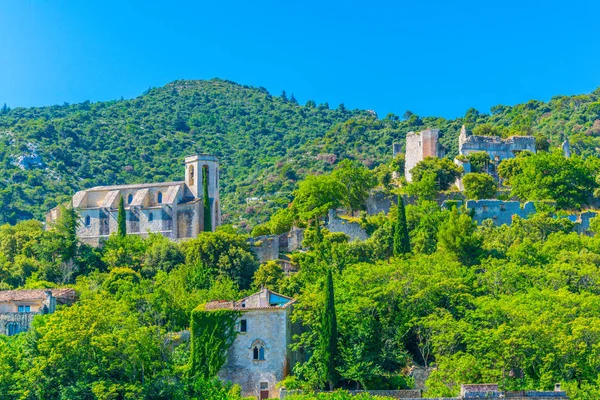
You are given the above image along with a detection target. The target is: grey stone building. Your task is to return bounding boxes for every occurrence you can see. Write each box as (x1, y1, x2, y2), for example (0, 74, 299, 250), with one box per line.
(458, 125, 536, 160)
(46, 154, 221, 246)
(0, 289, 77, 336)
(404, 129, 446, 182)
(205, 288, 296, 399)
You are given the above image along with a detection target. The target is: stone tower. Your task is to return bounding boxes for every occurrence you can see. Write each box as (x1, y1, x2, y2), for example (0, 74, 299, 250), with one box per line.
(404, 129, 445, 182)
(185, 154, 222, 231)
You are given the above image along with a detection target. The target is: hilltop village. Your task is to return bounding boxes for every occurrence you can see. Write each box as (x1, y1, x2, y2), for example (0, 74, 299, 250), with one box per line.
(4, 79, 600, 399)
(2, 114, 595, 400)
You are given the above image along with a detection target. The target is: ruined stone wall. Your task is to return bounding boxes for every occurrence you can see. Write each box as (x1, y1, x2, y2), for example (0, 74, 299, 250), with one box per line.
(287, 227, 305, 252)
(219, 308, 291, 398)
(458, 126, 536, 160)
(366, 191, 396, 215)
(443, 200, 536, 226)
(0, 312, 35, 336)
(326, 210, 369, 241)
(404, 129, 444, 182)
(249, 235, 280, 264)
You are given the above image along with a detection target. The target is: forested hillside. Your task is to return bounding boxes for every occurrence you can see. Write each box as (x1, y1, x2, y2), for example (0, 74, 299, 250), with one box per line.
(2, 79, 600, 227)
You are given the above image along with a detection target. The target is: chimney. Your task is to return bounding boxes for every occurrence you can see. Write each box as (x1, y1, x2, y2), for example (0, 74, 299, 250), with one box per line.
(554, 383, 561, 392)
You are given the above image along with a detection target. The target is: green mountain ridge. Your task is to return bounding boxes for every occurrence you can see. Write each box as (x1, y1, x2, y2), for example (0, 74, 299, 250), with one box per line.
(1, 78, 600, 227)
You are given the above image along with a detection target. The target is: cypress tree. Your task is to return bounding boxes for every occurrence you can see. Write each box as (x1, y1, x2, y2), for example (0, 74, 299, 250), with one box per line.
(117, 196, 126, 237)
(203, 167, 212, 232)
(393, 196, 410, 255)
(321, 268, 338, 390)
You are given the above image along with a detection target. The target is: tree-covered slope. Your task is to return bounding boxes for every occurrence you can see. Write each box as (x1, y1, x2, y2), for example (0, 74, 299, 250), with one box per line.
(2, 79, 600, 227)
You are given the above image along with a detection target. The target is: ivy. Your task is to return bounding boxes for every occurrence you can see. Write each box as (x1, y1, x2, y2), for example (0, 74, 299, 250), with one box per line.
(189, 304, 240, 379)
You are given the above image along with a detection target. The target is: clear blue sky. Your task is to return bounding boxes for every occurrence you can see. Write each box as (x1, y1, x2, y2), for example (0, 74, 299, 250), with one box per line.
(1, 0, 599, 118)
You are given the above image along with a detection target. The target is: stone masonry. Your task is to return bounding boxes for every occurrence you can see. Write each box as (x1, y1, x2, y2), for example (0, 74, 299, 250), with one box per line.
(206, 289, 297, 399)
(405, 129, 446, 182)
(458, 125, 536, 161)
(46, 154, 222, 246)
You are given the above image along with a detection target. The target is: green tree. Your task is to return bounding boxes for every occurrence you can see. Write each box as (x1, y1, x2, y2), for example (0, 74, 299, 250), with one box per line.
(462, 173, 498, 199)
(332, 160, 376, 213)
(203, 167, 212, 232)
(437, 207, 482, 266)
(410, 157, 463, 191)
(510, 150, 596, 209)
(292, 174, 346, 221)
(117, 196, 126, 237)
(466, 151, 490, 173)
(252, 261, 284, 291)
(321, 268, 338, 390)
(393, 198, 410, 256)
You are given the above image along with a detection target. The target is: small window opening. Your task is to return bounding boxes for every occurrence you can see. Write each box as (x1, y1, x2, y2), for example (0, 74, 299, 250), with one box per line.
(127, 194, 133, 204)
(84, 215, 91, 226)
(240, 319, 247, 332)
(148, 212, 154, 222)
(253, 345, 265, 360)
(18, 305, 30, 313)
(157, 192, 163, 204)
(241, 301, 246, 308)
(189, 165, 195, 186)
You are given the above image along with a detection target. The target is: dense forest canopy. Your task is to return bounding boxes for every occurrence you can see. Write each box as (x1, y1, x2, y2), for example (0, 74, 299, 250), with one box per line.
(2, 79, 600, 228)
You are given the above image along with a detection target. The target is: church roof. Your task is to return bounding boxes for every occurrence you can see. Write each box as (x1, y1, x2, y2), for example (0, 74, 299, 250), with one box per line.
(86, 181, 185, 192)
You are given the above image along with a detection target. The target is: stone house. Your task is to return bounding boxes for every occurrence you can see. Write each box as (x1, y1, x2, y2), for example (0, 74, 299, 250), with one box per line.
(46, 154, 221, 246)
(0, 288, 77, 336)
(205, 288, 297, 399)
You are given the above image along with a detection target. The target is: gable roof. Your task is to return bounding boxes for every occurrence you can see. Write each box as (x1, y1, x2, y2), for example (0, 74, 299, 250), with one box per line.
(0, 288, 76, 304)
(205, 288, 295, 311)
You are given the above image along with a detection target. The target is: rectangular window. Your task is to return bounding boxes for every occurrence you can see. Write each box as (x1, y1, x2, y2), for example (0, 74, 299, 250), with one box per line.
(260, 382, 268, 390)
(18, 305, 30, 313)
(240, 319, 247, 332)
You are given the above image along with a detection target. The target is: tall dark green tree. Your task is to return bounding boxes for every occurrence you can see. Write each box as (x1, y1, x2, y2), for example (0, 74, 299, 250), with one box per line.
(203, 167, 212, 232)
(393, 197, 410, 255)
(117, 196, 126, 237)
(321, 268, 338, 390)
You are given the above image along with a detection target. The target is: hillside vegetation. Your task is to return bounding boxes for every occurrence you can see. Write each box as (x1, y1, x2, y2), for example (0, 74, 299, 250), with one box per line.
(2, 79, 600, 227)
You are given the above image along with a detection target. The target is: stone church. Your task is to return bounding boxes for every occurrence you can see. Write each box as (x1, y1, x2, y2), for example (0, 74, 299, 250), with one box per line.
(47, 154, 221, 246)
(205, 288, 298, 399)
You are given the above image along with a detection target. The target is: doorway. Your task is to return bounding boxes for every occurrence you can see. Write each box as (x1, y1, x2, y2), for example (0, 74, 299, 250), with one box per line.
(259, 382, 269, 399)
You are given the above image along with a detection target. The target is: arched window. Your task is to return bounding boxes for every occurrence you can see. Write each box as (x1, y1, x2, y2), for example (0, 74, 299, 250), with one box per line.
(189, 165, 195, 186)
(148, 212, 154, 222)
(127, 194, 133, 204)
(84, 215, 91, 226)
(251, 339, 266, 360)
(157, 192, 163, 204)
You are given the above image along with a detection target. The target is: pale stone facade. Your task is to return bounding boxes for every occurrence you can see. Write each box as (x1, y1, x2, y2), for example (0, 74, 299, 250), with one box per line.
(0, 289, 76, 336)
(46, 154, 221, 246)
(404, 129, 446, 182)
(206, 289, 296, 399)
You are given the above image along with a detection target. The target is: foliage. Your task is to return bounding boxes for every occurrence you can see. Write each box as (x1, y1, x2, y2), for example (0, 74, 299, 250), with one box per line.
(189, 305, 240, 379)
(203, 167, 212, 232)
(292, 175, 346, 221)
(393, 198, 410, 256)
(506, 150, 597, 209)
(253, 260, 285, 291)
(466, 151, 490, 173)
(117, 196, 126, 237)
(321, 269, 339, 390)
(332, 160, 377, 212)
(410, 157, 463, 191)
(462, 173, 498, 200)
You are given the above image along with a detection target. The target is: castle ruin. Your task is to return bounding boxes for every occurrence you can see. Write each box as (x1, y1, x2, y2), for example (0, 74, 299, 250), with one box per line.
(404, 129, 446, 182)
(458, 125, 536, 160)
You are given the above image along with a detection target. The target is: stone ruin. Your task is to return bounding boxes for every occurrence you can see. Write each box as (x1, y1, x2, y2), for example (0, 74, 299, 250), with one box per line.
(458, 125, 536, 161)
(404, 129, 446, 182)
